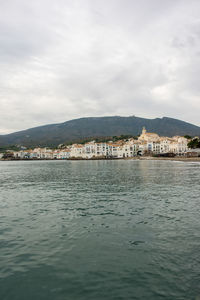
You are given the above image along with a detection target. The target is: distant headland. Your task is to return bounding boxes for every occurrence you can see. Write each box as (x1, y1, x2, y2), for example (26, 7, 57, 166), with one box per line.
(0, 116, 200, 148)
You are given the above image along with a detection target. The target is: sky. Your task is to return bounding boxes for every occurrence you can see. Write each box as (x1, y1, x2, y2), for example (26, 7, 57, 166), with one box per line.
(0, 0, 200, 134)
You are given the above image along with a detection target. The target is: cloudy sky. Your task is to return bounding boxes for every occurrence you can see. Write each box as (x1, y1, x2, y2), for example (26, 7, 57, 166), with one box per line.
(0, 0, 200, 134)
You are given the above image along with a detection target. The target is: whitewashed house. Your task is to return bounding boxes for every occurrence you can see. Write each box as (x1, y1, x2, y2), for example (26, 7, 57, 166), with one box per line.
(95, 143, 107, 157)
(159, 138, 171, 154)
(70, 144, 84, 158)
(84, 142, 96, 159)
(57, 149, 70, 159)
(147, 142, 161, 154)
(169, 137, 188, 155)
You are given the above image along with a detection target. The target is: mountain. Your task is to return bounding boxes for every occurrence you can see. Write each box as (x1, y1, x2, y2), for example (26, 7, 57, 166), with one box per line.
(0, 116, 200, 147)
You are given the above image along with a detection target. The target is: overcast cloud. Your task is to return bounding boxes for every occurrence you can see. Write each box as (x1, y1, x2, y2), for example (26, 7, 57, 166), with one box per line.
(0, 0, 200, 134)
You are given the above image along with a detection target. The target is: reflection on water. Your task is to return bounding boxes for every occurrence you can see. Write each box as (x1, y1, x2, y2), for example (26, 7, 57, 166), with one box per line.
(0, 160, 200, 300)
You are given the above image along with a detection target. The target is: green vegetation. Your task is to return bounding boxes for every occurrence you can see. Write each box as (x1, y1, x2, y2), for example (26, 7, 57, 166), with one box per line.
(0, 116, 200, 148)
(112, 135, 138, 142)
(0, 145, 20, 153)
(184, 135, 192, 139)
(188, 138, 200, 149)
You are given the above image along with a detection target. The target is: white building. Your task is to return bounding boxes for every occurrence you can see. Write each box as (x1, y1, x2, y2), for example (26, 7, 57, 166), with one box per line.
(57, 149, 71, 159)
(169, 136, 188, 155)
(70, 144, 84, 158)
(95, 143, 110, 157)
(84, 142, 96, 159)
(159, 138, 171, 154)
(146, 142, 160, 154)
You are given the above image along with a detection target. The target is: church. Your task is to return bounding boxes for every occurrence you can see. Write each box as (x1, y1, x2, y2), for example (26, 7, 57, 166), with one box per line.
(138, 127, 160, 142)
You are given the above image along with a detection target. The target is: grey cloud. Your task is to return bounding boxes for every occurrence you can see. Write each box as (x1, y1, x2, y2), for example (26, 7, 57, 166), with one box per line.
(0, 0, 200, 134)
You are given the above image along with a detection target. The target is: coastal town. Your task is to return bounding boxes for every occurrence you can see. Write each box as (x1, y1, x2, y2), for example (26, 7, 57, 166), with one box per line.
(1, 127, 199, 160)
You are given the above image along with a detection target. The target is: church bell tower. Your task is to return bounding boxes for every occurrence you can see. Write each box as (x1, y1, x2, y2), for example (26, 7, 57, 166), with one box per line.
(142, 127, 146, 135)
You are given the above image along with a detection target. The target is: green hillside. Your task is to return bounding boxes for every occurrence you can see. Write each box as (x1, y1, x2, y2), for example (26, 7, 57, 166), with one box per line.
(0, 116, 200, 147)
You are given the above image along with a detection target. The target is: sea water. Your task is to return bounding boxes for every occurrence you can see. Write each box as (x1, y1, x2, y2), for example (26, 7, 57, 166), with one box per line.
(0, 160, 200, 300)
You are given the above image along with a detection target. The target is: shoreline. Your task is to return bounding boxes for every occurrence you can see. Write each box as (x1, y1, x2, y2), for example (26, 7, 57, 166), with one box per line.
(139, 157, 200, 162)
(1, 157, 200, 162)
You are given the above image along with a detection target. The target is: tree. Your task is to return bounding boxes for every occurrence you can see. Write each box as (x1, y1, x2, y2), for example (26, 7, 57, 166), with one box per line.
(188, 138, 200, 149)
(184, 135, 192, 140)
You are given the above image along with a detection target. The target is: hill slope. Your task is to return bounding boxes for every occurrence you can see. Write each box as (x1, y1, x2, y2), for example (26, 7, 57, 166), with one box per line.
(0, 116, 200, 147)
